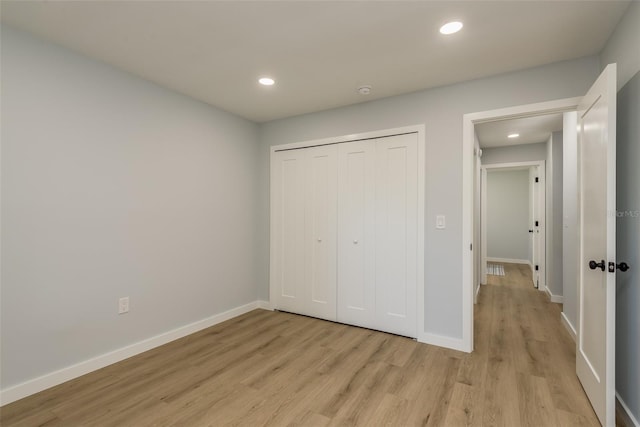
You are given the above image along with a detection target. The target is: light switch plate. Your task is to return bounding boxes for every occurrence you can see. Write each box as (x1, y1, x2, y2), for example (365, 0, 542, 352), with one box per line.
(119, 297, 130, 314)
(436, 215, 446, 229)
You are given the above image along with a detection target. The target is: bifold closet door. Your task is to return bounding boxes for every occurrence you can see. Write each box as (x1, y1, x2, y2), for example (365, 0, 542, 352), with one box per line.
(271, 149, 306, 315)
(374, 133, 418, 337)
(337, 140, 376, 328)
(273, 133, 418, 337)
(304, 145, 337, 320)
(271, 145, 337, 320)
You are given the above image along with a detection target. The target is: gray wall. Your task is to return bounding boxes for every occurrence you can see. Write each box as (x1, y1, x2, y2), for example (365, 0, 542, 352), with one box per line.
(615, 71, 640, 424)
(1, 27, 261, 388)
(549, 132, 564, 298)
(486, 170, 530, 261)
(545, 136, 554, 296)
(481, 142, 547, 165)
(599, 2, 640, 421)
(562, 112, 579, 331)
(259, 57, 601, 339)
(600, 0, 640, 91)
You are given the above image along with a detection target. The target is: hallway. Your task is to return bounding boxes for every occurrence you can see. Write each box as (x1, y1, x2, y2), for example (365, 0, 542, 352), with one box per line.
(473, 262, 601, 426)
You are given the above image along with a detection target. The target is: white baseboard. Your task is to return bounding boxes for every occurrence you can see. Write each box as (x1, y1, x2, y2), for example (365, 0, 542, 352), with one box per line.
(617, 392, 640, 427)
(419, 332, 470, 353)
(560, 312, 577, 342)
(257, 300, 273, 310)
(544, 286, 564, 303)
(486, 257, 531, 265)
(0, 300, 266, 406)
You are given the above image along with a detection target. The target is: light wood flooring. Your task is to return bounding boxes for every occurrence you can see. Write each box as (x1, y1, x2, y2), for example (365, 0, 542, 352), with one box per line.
(1, 263, 617, 426)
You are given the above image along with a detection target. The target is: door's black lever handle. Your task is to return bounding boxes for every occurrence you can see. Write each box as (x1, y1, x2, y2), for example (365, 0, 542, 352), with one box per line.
(589, 260, 606, 271)
(608, 261, 630, 272)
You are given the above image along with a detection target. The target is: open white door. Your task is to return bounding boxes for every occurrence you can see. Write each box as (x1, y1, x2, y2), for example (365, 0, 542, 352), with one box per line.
(577, 63, 616, 427)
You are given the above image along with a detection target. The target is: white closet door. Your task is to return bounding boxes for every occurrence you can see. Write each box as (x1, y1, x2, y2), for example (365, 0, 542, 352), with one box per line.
(375, 133, 418, 337)
(337, 141, 376, 327)
(304, 145, 338, 320)
(271, 150, 306, 314)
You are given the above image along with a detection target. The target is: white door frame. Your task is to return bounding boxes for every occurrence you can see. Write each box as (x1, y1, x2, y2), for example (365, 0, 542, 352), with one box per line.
(462, 97, 581, 352)
(480, 162, 546, 290)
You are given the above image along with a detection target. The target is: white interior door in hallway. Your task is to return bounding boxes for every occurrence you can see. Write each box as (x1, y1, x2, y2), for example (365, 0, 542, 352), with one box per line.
(576, 63, 617, 427)
(271, 131, 422, 338)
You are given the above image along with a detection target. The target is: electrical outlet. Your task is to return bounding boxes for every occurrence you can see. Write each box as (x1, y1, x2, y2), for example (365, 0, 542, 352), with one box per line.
(119, 297, 130, 314)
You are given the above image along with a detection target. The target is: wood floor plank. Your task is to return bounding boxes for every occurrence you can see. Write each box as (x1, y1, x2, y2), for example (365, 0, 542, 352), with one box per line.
(443, 382, 483, 427)
(557, 409, 602, 427)
(515, 372, 559, 427)
(288, 411, 331, 427)
(324, 361, 392, 426)
(358, 392, 409, 427)
(0, 373, 121, 426)
(2, 262, 614, 427)
(0, 409, 63, 427)
(315, 334, 390, 418)
(258, 369, 341, 426)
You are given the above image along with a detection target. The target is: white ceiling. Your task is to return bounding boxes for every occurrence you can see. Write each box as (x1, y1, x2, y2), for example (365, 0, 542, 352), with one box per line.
(0, 1, 630, 123)
(476, 113, 565, 148)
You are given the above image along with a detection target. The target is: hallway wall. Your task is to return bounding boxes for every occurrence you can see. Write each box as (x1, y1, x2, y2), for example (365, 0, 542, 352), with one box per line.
(486, 169, 530, 262)
(615, 70, 640, 426)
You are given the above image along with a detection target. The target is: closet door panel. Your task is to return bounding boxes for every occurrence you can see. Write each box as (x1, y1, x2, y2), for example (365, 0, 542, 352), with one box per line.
(272, 151, 306, 314)
(375, 134, 418, 337)
(304, 145, 337, 320)
(337, 141, 376, 327)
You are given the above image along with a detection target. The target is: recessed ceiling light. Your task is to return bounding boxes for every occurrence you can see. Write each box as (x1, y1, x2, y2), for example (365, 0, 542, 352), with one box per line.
(258, 77, 275, 86)
(439, 21, 463, 35)
(508, 133, 520, 138)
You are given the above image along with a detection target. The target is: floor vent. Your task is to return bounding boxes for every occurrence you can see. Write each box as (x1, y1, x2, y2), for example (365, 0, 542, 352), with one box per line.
(487, 264, 505, 276)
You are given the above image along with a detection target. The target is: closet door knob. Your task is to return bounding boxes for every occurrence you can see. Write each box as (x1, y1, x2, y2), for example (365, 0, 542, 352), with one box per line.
(353, 240, 359, 244)
(317, 238, 322, 242)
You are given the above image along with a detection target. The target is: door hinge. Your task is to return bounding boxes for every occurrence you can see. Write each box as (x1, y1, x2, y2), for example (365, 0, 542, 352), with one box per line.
(470, 243, 473, 251)
(535, 177, 539, 183)
(535, 220, 539, 227)
(535, 265, 539, 271)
